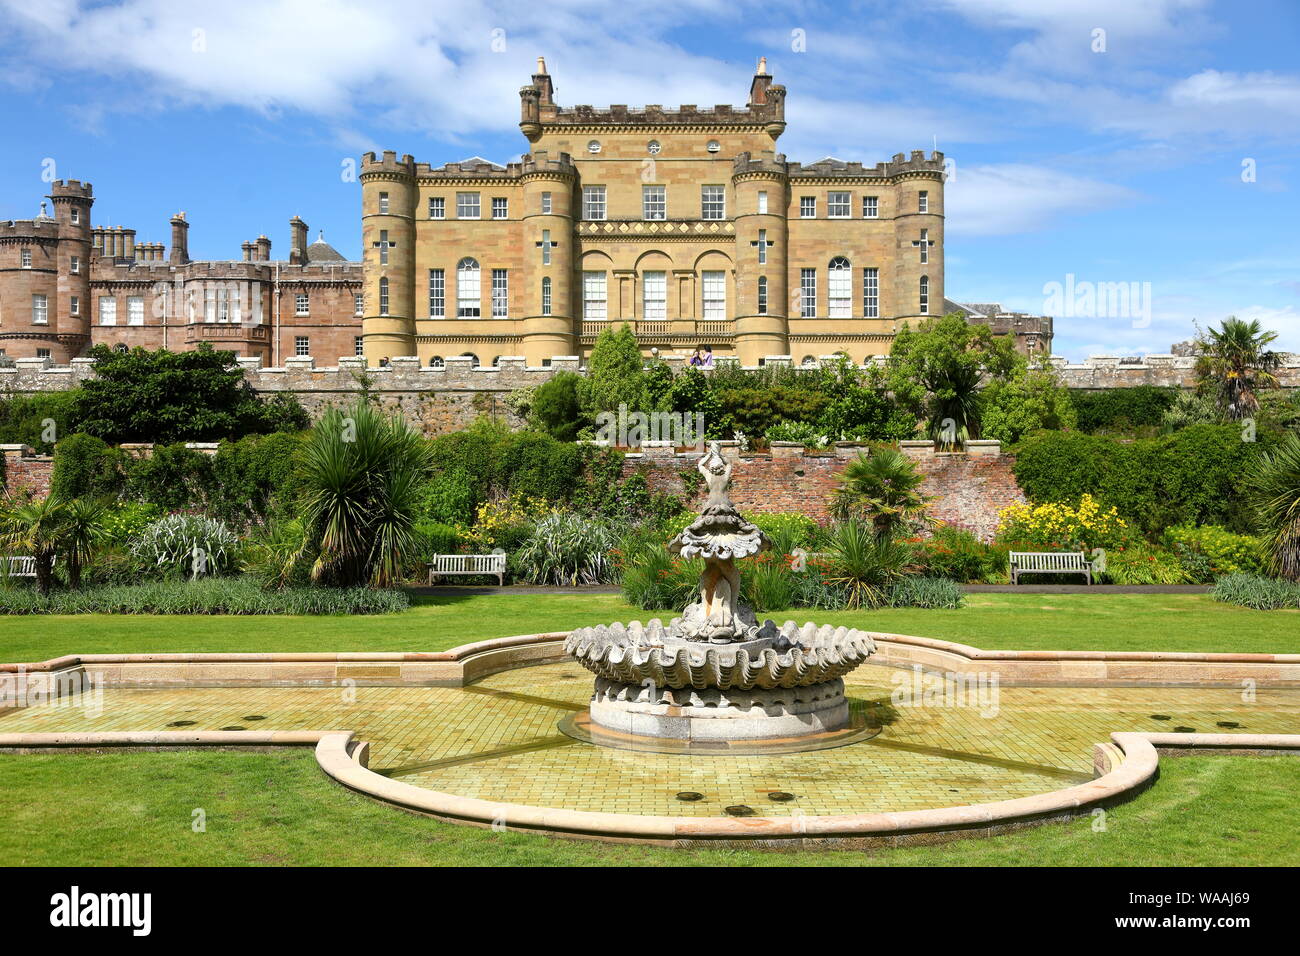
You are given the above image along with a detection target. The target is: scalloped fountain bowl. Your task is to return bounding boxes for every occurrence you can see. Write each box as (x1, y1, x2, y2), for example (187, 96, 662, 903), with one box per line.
(564, 619, 877, 744)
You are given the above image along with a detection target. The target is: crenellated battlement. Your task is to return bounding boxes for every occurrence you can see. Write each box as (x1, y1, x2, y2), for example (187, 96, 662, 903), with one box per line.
(48, 179, 94, 199)
(545, 101, 784, 128)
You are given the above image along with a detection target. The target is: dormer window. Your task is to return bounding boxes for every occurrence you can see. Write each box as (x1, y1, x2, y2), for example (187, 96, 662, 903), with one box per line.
(587, 140, 601, 153)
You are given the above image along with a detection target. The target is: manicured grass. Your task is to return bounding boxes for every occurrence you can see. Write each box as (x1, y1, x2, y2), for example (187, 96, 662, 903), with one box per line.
(0, 592, 1296, 661)
(0, 749, 1294, 866)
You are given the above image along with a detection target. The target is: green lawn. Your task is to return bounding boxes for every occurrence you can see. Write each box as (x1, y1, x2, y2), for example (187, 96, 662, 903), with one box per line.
(0, 592, 1296, 661)
(0, 749, 1294, 866)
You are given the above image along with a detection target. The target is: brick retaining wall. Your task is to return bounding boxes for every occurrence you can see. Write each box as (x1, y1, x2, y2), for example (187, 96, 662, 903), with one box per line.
(620, 439, 1025, 541)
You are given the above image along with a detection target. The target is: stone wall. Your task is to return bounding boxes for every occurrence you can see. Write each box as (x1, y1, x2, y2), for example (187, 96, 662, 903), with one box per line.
(619, 438, 1024, 541)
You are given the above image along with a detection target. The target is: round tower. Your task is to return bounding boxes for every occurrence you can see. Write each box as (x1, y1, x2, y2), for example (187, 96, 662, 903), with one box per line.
(48, 180, 94, 359)
(732, 154, 789, 365)
(890, 151, 945, 324)
(518, 152, 577, 364)
(359, 151, 418, 364)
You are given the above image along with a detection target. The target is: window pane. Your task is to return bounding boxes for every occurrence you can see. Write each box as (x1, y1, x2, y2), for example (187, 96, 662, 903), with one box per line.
(863, 268, 879, 318)
(828, 258, 851, 318)
(583, 186, 606, 220)
(800, 269, 816, 317)
(457, 192, 480, 218)
(828, 192, 850, 217)
(583, 272, 607, 320)
(457, 259, 480, 316)
(701, 185, 725, 219)
(643, 185, 666, 220)
(428, 269, 445, 317)
(702, 270, 726, 320)
(800, 196, 816, 218)
(642, 271, 666, 320)
(491, 268, 508, 317)
(863, 195, 878, 218)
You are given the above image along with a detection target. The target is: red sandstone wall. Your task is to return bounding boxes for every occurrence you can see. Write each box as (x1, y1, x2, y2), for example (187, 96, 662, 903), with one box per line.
(620, 441, 1025, 541)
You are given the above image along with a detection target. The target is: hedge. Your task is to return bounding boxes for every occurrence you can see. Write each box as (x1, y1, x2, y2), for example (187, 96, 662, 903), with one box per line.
(1070, 386, 1179, 434)
(1013, 424, 1265, 533)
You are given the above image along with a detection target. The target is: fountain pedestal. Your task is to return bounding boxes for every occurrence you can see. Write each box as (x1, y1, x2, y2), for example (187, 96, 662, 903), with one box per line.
(565, 443, 876, 748)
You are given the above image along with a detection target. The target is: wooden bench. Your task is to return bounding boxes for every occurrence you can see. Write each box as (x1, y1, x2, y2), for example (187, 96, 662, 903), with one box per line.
(427, 553, 506, 587)
(1009, 551, 1094, 585)
(0, 556, 38, 578)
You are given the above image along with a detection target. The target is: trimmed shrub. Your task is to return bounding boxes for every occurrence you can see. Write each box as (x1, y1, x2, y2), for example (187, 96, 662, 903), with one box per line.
(50, 433, 120, 500)
(0, 577, 408, 615)
(1071, 386, 1179, 434)
(1211, 573, 1300, 610)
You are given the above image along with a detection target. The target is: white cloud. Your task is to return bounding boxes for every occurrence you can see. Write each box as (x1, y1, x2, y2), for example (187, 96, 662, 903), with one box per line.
(945, 163, 1136, 235)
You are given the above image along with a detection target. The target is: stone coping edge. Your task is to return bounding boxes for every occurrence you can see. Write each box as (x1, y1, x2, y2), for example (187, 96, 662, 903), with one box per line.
(4, 629, 1297, 675)
(2, 728, 1295, 846)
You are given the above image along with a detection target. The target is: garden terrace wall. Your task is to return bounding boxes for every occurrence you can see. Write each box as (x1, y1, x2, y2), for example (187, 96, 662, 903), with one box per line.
(0, 445, 52, 497)
(619, 439, 1025, 540)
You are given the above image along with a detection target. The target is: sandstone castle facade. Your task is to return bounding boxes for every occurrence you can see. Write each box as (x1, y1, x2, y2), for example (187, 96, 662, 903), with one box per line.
(1, 60, 1050, 368)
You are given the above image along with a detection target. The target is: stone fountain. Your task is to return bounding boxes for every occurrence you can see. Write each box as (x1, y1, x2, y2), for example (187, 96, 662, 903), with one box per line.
(565, 442, 876, 746)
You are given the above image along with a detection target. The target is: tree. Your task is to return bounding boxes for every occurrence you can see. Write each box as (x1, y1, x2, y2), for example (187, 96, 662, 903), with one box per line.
(1194, 317, 1282, 420)
(980, 364, 1078, 445)
(829, 447, 933, 538)
(0, 495, 69, 595)
(529, 371, 585, 441)
(580, 323, 645, 416)
(1247, 433, 1300, 581)
(299, 401, 430, 587)
(59, 497, 106, 589)
(72, 344, 308, 443)
(887, 314, 1021, 447)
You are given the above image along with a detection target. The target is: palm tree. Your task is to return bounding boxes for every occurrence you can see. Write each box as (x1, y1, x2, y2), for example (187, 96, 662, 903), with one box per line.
(299, 401, 430, 587)
(60, 497, 106, 589)
(1194, 317, 1282, 420)
(0, 495, 68, 595)
(1247, 433, 1300, 581)
(830, 447, 933, 538)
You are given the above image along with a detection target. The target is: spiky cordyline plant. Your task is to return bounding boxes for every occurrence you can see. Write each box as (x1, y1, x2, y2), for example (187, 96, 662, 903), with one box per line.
(299, 401, 430, 588)
(1247, 433, 1300, 582)
(824, 518, 919, 609)
(0, 494, 68, 595)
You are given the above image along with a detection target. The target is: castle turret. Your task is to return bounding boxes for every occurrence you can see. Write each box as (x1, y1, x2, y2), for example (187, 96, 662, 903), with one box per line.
(890, 150, 945, 324)
(359, 151, 417, 364)
(48, 180, 95, 357)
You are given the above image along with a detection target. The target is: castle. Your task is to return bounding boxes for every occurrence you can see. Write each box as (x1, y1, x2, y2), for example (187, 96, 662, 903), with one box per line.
(0, 59, 1050, 368)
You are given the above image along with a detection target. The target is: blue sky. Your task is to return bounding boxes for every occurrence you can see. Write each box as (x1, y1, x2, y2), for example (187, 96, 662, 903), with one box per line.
(1, 0, 1297, 359)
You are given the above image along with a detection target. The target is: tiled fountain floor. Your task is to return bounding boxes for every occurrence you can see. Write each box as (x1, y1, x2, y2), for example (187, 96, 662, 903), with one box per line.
(3, 660, 1297, 816)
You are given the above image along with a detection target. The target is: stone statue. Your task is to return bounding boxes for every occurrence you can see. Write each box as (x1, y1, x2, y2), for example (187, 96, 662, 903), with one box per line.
(668, 442, 770, 643)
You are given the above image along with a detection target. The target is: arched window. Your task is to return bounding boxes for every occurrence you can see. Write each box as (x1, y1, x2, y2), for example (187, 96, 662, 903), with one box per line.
(461, 352, 480, 367)
(828, 257, 851, 318)
(491, 356, 501, 367)
(114, 343, 128, 354)
(457, 257, 480, 317)
(378, 277, 389, 316)
(428, 355, 444, 368)
(919, 275, 929, 315)
(541, 276, 552, 316)
(757, 275, 768, 315)
(801, 355, 817, 367)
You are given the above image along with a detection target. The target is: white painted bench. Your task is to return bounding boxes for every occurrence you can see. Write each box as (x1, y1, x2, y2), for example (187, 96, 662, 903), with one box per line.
(1009, 551, 1093, 585)
(427, 553, 506, 586)
(0, 556, 37, 578)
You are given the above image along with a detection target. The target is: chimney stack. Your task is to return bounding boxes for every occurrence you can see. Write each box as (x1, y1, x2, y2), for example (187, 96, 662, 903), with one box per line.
(289, 216, 308, 265)
(255, 234, 272, 262)
(241, 241, 254, 262)
(169, 212, 189, 264)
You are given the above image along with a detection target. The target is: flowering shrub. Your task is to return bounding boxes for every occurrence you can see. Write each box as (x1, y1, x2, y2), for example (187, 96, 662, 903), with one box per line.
(1162, 524, 1264, 581)
(1103, 543, 1188, 585)
(99, 502, 163, 545)
(459, 494, 549, 552)
(996, 494, 1130, 551)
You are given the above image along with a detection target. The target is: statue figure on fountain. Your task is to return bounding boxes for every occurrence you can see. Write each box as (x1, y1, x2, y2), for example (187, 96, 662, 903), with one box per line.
(668, 442, 770, 643)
